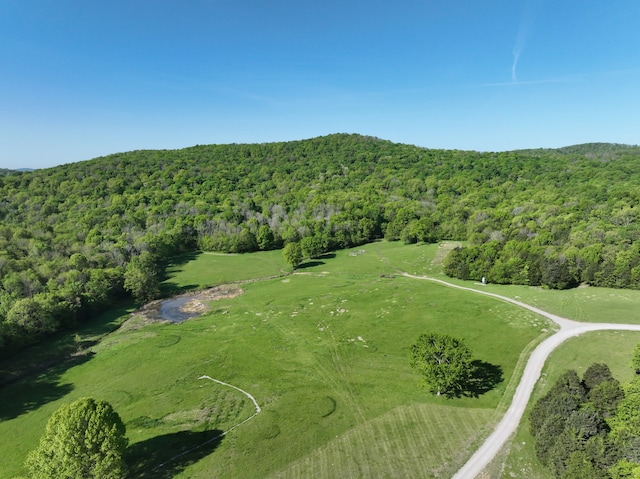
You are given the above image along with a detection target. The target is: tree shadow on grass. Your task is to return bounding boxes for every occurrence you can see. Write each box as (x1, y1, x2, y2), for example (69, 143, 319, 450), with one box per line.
(159, 282, 201, 297)
(296, 260, 325, 270)
(159, 251, 200, 296)
(0, 351, 94, 420)
(446, 360, 504, 399)
(126, 429, 224, 479)
(0, 301, 132, 387)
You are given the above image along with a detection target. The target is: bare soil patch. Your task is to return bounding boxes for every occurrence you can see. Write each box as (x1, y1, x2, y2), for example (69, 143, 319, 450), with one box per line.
(124, 285, 243, 329)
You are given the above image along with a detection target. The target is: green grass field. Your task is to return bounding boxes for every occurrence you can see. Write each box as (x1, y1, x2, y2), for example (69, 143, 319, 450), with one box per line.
(2, 241, 640, 478)
(444, 281, 640, 325)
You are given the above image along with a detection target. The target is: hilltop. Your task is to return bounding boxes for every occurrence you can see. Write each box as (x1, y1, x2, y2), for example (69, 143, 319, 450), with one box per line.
(1, 133, 640, 355)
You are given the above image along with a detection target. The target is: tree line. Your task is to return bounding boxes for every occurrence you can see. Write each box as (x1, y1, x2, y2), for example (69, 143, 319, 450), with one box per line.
(530, 349, 640, 478)
(1, 134, 640, 355)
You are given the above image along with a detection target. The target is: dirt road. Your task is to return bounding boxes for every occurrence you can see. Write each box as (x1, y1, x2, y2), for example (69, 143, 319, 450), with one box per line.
(401, 274, 640, 479)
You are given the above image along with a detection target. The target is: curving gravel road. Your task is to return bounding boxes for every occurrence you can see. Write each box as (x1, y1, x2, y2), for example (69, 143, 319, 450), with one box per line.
(401, 274, 640, 479)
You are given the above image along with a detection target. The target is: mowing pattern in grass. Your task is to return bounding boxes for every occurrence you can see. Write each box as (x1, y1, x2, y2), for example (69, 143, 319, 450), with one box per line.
(268, 404, 493, 479)
(7, 242, 632, 479)
(471, 283, 640, 325)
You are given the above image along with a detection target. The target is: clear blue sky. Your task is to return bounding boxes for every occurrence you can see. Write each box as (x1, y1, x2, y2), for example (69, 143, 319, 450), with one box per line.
(1, 1, 639, 169)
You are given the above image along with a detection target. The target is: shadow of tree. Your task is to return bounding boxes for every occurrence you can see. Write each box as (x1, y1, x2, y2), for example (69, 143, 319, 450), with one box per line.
(159, 251, 200, 296)
(126, 429, 224, 478)
(446, 359, 504, 399)
(0, 352, 94, 420)
(296, 260, 325, 270)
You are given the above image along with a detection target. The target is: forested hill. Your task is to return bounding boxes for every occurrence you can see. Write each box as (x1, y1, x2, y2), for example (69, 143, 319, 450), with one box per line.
(1, 133, 640, 355)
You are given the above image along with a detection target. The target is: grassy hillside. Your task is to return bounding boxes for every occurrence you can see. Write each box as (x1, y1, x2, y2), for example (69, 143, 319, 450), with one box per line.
(2, 134, 640, 356)
(0, 242, 548, 478)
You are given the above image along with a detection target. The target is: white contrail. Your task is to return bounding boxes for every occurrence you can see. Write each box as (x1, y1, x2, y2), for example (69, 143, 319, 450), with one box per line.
(511, 0, 536, 83)
(511, 49, 521, 83)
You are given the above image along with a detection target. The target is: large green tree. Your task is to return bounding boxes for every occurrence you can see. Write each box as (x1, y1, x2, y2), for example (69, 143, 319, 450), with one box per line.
(25, 397, 128, 479)
(282, 242, 303, 270)
(409, 333, 473, 396)
(123, 252, 160, 303)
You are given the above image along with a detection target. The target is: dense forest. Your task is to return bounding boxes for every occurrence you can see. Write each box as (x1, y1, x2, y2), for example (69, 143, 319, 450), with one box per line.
(530, 362, 640, 478)
(1, 134, 640, 356)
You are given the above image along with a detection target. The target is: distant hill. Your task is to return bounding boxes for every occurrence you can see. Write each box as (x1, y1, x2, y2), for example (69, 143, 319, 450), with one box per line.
(1, 133, 640, 355)
(0, 168, 34, 175)
(517, 142, 640, 161)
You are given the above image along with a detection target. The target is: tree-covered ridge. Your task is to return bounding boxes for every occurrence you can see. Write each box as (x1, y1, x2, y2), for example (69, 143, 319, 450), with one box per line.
(1, 133, 640, 355)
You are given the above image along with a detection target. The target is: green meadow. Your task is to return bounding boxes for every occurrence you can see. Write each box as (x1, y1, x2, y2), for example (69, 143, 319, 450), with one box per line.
(2, 241, 640, 478)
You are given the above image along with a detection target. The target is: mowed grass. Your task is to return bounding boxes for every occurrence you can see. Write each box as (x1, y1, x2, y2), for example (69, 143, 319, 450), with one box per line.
(2, 240, 634, 479)
(162, 249, 289, 293)
(266, 404, 494, 479)
(446, 282, 640, 324)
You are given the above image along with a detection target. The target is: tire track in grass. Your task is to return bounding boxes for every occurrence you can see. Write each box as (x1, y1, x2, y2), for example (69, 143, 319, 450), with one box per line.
(153, 375, 260, 471)
(269, 307, 365, 429)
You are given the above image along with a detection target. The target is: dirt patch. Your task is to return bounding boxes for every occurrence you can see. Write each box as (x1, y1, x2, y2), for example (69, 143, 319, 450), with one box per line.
(432, 241, 462, 266)
(195, 285, 243, 302)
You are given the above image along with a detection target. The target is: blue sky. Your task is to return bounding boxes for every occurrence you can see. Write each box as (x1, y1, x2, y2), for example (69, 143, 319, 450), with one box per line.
(1, 1, 639, 169)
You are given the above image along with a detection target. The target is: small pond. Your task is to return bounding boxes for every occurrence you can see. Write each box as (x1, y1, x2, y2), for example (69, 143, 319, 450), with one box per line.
(158, 297, 200, 323)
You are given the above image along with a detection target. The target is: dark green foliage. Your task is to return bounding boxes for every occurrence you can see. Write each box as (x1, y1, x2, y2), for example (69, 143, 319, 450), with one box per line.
(564, 408, 608, 440)
(300, 235, 328, 259)
(256, 225, 277, 250)
(2, 134, 640, 356)
(530, 363, 640, 477)
(25, 397, 127, 479)
(124, 252, 160, 303)
(535, 413, 570, 466)
(589, 380, 625, 419)
(583, 363, 616, 392)
(531, 369, 587, 439)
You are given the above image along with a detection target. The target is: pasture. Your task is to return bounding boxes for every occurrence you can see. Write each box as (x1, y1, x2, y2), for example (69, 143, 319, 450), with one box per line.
(447, 281, 640, 325)
(3, 241, 638, 478)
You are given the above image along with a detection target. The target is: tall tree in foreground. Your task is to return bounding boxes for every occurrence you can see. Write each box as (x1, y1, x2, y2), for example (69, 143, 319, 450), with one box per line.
(25, 397, 128, 479)
(410, 333, 473, 396)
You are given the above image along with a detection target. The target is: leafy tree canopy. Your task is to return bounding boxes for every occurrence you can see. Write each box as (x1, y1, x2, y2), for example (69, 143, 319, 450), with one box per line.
(2, 134, 640, 357)
(409, 333, 473, 397)
(529, 356, 640, 478)
(25, 397, 128, 479)
(282, 242, 303, 270)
